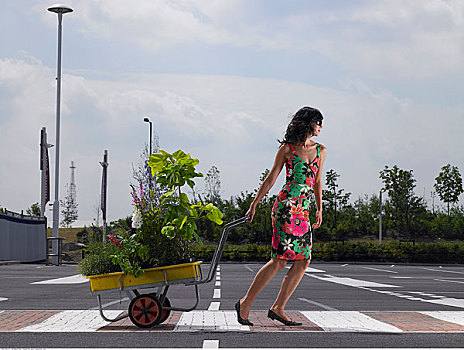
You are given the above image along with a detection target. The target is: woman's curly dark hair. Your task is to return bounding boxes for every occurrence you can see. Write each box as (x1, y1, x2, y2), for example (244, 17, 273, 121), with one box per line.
(277, 106, 323, 146)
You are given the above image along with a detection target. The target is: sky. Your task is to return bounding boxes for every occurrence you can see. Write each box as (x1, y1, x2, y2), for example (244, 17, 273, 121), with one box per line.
(1, 0, 463, 227)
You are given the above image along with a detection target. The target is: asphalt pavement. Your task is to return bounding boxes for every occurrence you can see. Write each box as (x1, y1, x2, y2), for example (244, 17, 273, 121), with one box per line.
(1, 261, 464, 348)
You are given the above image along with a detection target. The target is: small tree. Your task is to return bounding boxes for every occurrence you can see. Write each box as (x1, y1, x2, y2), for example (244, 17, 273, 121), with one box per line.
(322, 169, 351, 240)
(434, 164, 464, 216)
(204, 165, 222, 204)
(60, 184, 78, 228)
(380, 165, 425, 242)
(26, 202, 41, 216)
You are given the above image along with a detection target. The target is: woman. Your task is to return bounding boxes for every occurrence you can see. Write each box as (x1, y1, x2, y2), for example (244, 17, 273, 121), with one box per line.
(235, 106, 326, 326)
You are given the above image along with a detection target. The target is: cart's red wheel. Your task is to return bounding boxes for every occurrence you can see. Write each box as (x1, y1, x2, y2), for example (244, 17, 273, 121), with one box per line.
(128, 294, 162, 328)
(158, 296, 171, 324)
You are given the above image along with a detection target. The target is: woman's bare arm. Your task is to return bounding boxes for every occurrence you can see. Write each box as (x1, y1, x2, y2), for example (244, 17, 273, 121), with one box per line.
(312, 145, 326, 228)
(245, 145, 288, 221)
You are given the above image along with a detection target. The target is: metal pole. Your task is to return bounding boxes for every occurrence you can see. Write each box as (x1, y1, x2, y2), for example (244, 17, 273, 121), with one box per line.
(100, 150, 108, 242)
(40, 127, 52, 217)
(379, 190, 383, 245)
(149, 121, 152, 155)
(52, 13, 63, 265)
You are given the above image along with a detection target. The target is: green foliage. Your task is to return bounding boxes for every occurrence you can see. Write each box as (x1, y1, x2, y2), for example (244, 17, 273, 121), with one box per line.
(434, 164, 464, 216)
(109, 230, 149, 277)
(81, 148, 224, 277)
(148, 149, 223, 243)
(379, 165, 426, 242)
(26, 202, 41, 216)
(77, 233, 121, 276)
(322, 169, 351, 241)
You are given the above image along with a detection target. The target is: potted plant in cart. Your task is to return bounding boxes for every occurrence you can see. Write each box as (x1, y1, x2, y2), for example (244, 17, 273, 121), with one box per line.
(79, 149, 223, 280)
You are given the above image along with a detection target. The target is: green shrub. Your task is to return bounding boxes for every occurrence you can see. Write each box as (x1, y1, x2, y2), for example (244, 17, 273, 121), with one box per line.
(78, 239, 121, 276)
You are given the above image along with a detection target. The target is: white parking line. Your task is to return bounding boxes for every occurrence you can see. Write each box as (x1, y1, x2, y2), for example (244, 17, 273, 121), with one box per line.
(31, 274, 88, 284)
(203, 340, 219, 348)
(308, 274, 399, 288)
(244, 265, 254, 272)
(361, 267, 398, 274)
(434, 279, 464, 284)
(423, 268, 464, 275)
(89, 297, 130, 310)
(298, 298, 339, 311)
(208, 302, 220, 311)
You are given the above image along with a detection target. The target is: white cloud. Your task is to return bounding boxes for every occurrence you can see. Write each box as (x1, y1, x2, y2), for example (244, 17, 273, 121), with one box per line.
(1, 57, 463, 225)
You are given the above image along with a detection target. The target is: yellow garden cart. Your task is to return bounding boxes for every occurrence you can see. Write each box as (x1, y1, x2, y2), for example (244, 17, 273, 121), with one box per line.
(86, 216, 249, 328)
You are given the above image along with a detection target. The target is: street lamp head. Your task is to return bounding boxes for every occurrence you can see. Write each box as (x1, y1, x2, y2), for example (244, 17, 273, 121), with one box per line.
(144, 117, 150, 123)
(47, 4, 73, 14)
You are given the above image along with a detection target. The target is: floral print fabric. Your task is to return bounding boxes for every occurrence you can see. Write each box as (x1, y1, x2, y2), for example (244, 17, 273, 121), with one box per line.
(271, 143, 320, 261)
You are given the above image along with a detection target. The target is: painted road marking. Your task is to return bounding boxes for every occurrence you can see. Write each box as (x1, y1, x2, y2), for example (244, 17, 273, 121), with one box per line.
(215, 281, 221, 286)
(208, 302, 220, 311)
(300, 311, 403, 333)
(203, 340, 219, 348)
(244, 264, 254, 272)
(390, 276, 412, 279)
(31, 274, 88, 284)
(361, 267, 398, 274)
(285, 266, 326, 273)
(2, 310, 464, 332)
(308, 274, 399, 288)
(421, 311, 464, 326)
(213, 289, 221, 299)
(89, 297, 130, 310)
(358, 286, 464, 309)
(174, 311, 250, 332)
(18, 310, 122, 332)
(298, 298, 339, 311)
(0, 297, 8, 302)
(341, 264, 349, 267)
(434, 279, 464, 284)
(423, 268, 464, 275)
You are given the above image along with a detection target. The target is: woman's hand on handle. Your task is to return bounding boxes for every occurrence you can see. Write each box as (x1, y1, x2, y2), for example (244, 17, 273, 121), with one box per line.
(312, 210, 322, 229)
(245, 205, 256, 222)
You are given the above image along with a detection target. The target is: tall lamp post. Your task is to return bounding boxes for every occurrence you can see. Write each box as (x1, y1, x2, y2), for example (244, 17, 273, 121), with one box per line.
(48, 4, 73, 265)
(143, 117, 153, 155)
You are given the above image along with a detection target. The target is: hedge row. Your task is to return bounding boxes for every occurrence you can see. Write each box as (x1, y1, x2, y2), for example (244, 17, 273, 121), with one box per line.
(191, 241, 464, 264)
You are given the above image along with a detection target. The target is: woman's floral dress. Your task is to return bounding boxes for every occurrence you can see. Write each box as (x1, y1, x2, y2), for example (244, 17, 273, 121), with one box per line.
(271, 143, 321, 261)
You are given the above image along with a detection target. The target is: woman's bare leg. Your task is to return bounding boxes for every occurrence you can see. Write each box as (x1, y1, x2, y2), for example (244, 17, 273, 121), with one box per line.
(239, 258, 287, 319)
(269, 259, 310, 321)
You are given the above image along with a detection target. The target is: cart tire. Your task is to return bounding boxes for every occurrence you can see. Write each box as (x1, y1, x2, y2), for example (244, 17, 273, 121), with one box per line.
(128, 294, 162, 328)
(158, 296, 171, 324)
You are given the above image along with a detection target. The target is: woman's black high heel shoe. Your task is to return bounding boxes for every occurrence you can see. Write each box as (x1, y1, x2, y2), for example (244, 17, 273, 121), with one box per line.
(268, 309, 302, 326)
(235, 300, 254, 326)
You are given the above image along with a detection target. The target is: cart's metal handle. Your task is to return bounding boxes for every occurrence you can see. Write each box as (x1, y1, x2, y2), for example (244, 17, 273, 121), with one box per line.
(200, 216, 250, 284)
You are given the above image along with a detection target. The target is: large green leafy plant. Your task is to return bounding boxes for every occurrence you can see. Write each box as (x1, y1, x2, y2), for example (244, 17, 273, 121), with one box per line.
(148, 149, 223, 242)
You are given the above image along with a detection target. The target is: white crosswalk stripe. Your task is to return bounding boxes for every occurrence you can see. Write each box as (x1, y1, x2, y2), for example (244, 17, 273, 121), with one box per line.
(174, 311, 250, 332)
(300, 311, 403, 333)
(18, 310, 122, 332)
(421, 311, 464, 326)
